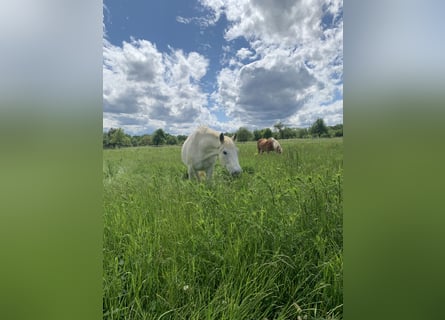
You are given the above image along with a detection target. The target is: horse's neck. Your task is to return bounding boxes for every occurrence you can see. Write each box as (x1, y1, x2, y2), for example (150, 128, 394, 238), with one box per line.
(199, 132, 220, 151)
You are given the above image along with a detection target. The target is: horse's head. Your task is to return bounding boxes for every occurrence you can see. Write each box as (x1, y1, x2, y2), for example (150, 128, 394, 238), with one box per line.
(219, 133, 242, 176)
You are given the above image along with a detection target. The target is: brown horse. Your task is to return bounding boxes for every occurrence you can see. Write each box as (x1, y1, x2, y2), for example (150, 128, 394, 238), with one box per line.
(257, 137, 283, 154)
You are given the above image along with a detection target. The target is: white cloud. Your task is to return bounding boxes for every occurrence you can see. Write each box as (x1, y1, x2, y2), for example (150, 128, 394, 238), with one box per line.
(215, 52, 320, 128)
(236, 47, 254, 60)
(176, 16, 191, 24)
(103, 38, 213, 135)
(103, 1, 343, 135)
(291, 99, 343, 128)
(203, 0, 343, 128)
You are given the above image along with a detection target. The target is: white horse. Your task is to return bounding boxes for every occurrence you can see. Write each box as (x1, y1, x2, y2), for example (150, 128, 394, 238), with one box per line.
(181, 127, 242, 181)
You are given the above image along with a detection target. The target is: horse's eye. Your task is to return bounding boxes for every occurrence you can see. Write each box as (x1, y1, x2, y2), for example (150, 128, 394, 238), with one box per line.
(223, 151, 227, 155)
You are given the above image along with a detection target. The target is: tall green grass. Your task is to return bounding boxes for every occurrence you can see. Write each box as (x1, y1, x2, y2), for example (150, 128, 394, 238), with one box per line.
(103, 138, 343, 319)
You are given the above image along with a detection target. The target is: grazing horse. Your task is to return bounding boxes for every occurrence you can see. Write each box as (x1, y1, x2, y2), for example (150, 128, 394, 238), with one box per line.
(257, 137, 283, 154)
(181, 127, 242, 181)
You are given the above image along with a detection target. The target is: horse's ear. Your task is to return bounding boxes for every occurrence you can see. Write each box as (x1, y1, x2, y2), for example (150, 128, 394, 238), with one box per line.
(232, 134, 237, 142)
(219, 133, 224, 143)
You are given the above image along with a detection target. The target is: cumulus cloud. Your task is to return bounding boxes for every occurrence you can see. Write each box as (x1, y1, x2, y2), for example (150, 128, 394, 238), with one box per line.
(104, 0, 343, 134)
(215, 54, 319, 128)
(103, 38, 213, 135)
(203, 0, 343, 127)
(290, 99, 343, 128)
(236, 47, 254, 60)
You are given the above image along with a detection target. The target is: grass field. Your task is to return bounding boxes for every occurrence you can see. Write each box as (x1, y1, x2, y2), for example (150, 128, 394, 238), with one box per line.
(103, 138, 343, 319)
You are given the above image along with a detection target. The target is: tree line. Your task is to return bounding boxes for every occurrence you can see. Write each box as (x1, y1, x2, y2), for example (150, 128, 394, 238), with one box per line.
(103, 118, 342, 149)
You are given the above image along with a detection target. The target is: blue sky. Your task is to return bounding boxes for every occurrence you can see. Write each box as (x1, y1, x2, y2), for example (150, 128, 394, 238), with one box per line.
(103, 0, 343, 135)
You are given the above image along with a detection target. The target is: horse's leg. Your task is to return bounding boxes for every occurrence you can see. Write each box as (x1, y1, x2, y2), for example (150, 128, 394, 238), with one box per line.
(188, 166, 199, 181)
(205, 165, 214, 181)
(206, 170, 213, 181)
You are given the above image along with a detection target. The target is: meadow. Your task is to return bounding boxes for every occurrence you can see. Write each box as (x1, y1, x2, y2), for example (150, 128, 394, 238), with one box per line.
(103, 138, 343, 319)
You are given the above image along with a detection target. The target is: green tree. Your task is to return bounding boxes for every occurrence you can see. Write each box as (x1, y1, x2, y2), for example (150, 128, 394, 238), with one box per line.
(152, 128, 166, 146)
(253, 129, 262, 141)
(296, 128, 309, 138)
(263, 128, 273, 139)
(273, 121, 285, 139)
(334, 129, 343, 137)
(176, 135, 188, 144)
(140, 135, 151, 146)
(103, 132, 110, 148)
(309, 118, 328, 137)
(236, 127, 253, 142)
(104, 128, 117, 148)
(329, 124, 343, 137)
(108, 128, 131, 148)
(131, 135, 141, 146)
(281, 127, 297, 139)
(166, 135, 178, 145)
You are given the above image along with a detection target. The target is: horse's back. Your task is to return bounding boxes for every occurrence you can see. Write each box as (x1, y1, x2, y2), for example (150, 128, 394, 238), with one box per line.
(257, 138, 267, 149)
(181, 127, 219, 167)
